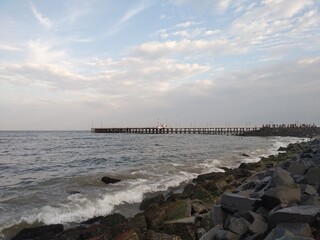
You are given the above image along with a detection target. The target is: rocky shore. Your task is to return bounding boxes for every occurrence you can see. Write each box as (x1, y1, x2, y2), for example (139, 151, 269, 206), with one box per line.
(11, 138, 320, 240)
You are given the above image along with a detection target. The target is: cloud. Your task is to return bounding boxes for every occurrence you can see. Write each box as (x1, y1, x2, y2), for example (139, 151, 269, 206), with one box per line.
(30, 2, 53, 29)
(0, 44, 21, 52)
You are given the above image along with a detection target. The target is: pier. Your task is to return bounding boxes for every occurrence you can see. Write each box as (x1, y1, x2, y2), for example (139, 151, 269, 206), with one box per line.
(91, 127, 260, 135)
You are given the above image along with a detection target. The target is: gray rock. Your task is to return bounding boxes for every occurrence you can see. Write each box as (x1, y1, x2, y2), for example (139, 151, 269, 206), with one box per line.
(301, 195, 320, 206)
(140, 194, 165, 210)
(261, 185, 301, 209)
(197, 228, 206, 239)
(276, 222, 312, 237)
(211, 205, 224, 226)
(305, 166, 320, 185)
(301, 184, 318, 196)
(221, 193, 257, 213)
(199, 225, 222, 240)
(287, 159, 308, 175)
(214, 230, 239, 240)
(264, 227, 314, 240)
(268, 205, 320, 226)
(294, 175, 308, 184)
(228, 217, 250, 236)
(248, 211, 268, 234)
(270, 167, 294, 187)
(163, 217, 197, 240)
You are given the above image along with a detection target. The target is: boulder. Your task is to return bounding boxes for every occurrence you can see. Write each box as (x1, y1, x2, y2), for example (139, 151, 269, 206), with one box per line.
(11, 224, 64, 240)
(264, 227, 314, 240)
(301, 184, 318, 196)
(276, 222, 313, 238)
(228, 217, 250, 236)
(101, 176, 121, 184)
(221, 193, 258, 213)
(301, 195, 320, 206)
(278, 147, 287, 151)
(268, 205, 320, 226)
(145, 230, 181, 240)
(247, 211, 268, 234)
(191, 202, 208, 214)
(199, 225, 222, 240)
(114, 228, 140, 240)
(140, 194, 165, 210)
(305, 166, 320, 185)
(165, 199, 192, 221)
(198, 213, 214, 231)
(128, 212, 147, 232)
(145, 205, 167, 230)
(196, 228, 206, 239)
(183, 184, 213, 203)
(163, 217, 197, 240)
(214, 229, 239, 240)
(261, 185, 301, 209)
(242, 153, 250, 157)
(193, 172, 225, 183)
(211, 205, 225, 226)
(287, 159, 308, 175)
(270, 167, 294, 187)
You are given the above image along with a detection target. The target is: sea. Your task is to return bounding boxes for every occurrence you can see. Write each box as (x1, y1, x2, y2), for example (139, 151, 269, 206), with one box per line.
(0, 131, 307, 239)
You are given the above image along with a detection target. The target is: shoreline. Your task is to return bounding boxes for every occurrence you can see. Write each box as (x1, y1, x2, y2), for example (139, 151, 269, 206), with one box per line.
(10, 137, 320, 240)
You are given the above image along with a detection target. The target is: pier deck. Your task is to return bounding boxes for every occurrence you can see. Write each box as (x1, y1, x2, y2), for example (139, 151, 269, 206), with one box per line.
(91, 127, 259, 135)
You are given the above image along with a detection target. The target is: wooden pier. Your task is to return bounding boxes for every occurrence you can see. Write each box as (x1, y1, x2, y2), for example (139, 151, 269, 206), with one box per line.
(91, 127, 260, 135)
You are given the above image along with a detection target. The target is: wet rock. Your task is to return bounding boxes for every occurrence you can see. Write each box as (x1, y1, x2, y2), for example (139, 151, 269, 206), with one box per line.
(145, 205, 167, 230)
(165, 199, 192, 221)
(101, 176, 121, 184)
(270, 167, 294, 187)
(301, 195, 320, 206)
(228, 217, 250, 236)
(261, 185, 301, 209)
(197, 228, 206, 239)
(81, 213, 127, 226)
(128, 212, 147, 232)
(268, 205, 320, 226)
(12, 224, 64, 240)
(264, 227, 314, 240)
(145, 230, 181, 240)
(182, 184, 213, 203)
(276, 222, 313, 238)
(305, 166, 320, 185)
(242, 153, 250, 157)
(163, 217, 197, 240)
(199, 225, 222, 240)
(140, 194, 165, 210)
(193, 172, 225, 183)
(221, 193, 258, 213)
(278, 147, 287, 151)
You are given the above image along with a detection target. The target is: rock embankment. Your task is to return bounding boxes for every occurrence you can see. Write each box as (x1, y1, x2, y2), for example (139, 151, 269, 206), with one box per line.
(11, 139, 320, 240)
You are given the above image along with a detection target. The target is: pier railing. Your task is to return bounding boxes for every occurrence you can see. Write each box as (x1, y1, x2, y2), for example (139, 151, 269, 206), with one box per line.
(91, 127, 260, 135)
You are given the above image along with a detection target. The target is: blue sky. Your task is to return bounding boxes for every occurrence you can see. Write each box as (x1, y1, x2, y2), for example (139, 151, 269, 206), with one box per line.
(0, 0, 320, 130)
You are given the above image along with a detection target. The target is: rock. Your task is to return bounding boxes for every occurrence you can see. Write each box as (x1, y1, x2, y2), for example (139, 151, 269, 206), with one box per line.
(261, 185, 301, 209)
(165, 199, 192, 221)
(264, 227, 314, 240)
(192, 202, 208, 214)
(140, 194, 165, 210)
(145, 205, 167, 230)
(197, 228, 206, 239)
(305, 166, 320, 185)
(228, 217, 250, 236)
(214, 229, 239, 240)
(81, 213, 127, 226)
(11, 224, 64, 240)
(287, 159, 308, 175)
(301, 184, 318, 196)
(114, 228, 140, 240)
(128, 212, 147, 232)
(276, 222, 313, 238)
(268, 205, 320, 226)
(270, 167, 294, 187)
(193, 172, 225, 183)
(242, 153, 250, 157)
(101, 176, 121, 184)
(145, 230, 181, 240)
(163, 217, 197, 240)
(301, 195, 320, 206)
(183, 184, 213, 203)
(294, 175, 308, 184)
(199, 225, 222, 240)
(278, 147, 287, 151)
(221, 193, 258, 213)
(247, 211, 268, 234)
(211, 205, 225, 226)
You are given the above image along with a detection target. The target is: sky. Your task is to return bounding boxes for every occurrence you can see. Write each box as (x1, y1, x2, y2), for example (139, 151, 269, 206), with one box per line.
(0, 0, 319, 130)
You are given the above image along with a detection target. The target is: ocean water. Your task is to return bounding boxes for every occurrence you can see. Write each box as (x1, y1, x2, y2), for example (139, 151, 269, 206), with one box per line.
(0, 131, 305, 239)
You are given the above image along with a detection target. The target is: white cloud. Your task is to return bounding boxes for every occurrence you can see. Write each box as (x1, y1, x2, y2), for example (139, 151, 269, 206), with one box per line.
(30, 2, 53, 29)
(0, 43, 21, 52)
(117, 0, 153, 26)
